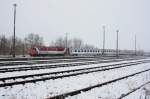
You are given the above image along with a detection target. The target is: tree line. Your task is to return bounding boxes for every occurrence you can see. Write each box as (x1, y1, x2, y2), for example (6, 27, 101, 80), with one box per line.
(0, 33, 95, 55)
(50, 37, 95, 49)
(0, 33, 43, 55)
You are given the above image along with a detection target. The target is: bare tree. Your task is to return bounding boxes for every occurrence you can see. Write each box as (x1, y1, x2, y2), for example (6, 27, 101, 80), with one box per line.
(0, 35, 13, 55)
(7, 36, 25, 55)
(15, 37, 24, 55)
(83, 44, 95, 49)
(72, 38, 83, 48)
(51, 37, 85, 48)
(49, 40, 55, 47)
(51, 36, 72, 48)
(24, 33, 43, 48)
(0, 35, 7, 55)
(23, 33, 44, 55)
(55, 37, 65, 47)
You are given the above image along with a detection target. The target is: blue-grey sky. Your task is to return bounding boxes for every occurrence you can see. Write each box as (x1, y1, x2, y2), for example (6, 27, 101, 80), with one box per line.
(0, 0, 150, 51)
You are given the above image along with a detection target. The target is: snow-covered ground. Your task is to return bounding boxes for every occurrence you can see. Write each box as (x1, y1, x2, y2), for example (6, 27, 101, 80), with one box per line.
(0, 58, 86, 64)
(0, 58, 129, 68)
(0, 58, 150, 99)
(0, 59, 147, 78)
(66, 71, 150, 99)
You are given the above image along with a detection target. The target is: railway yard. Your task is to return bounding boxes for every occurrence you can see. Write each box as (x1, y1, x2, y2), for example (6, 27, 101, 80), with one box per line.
(1, 0, 150, 98)
(0, 56, 150, 99)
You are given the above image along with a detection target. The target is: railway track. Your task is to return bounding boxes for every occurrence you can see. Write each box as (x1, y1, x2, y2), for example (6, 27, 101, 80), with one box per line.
(0, 58, 100, 66)
(0, 57, 121, 67)
(0, 56, 118, 62)
(0, 59, 149, 88)
(118, 81, 150, 99)
(0, 60, 107, 73)
(0, 56, 146, 67)
(0, 56, 136, 61)
(0, 58, 147, 73)
(48, 67, 150, 99)
(0, 56, 95, 61)
(0, 58, 144, 73)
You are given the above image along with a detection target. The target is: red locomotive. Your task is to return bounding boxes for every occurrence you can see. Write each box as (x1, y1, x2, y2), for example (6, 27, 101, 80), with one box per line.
(29, 46, 67, 56)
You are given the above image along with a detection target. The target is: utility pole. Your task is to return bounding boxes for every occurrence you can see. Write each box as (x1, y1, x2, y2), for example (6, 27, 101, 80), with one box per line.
(135, 34, 136, 55)
(22, 42, 25, 57)
(102, 26, 105, 55)
(13, 4, 17, 58)
(65, 32, 68, 48)
(116, 30, 119, 57)
(65, 32, 68, 55)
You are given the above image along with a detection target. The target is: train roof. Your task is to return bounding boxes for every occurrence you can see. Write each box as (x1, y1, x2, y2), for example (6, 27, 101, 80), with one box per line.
(33, 46, 66, 51)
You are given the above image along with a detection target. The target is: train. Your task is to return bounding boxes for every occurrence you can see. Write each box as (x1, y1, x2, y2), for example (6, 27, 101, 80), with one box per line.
(29, 46, 144, 57)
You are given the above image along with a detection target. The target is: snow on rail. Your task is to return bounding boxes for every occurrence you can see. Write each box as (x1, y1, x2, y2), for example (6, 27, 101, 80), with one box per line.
(0, 60, 150, 99)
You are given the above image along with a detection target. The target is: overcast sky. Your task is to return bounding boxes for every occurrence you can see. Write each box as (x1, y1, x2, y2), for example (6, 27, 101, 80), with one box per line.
(0, 0, 150, 51)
